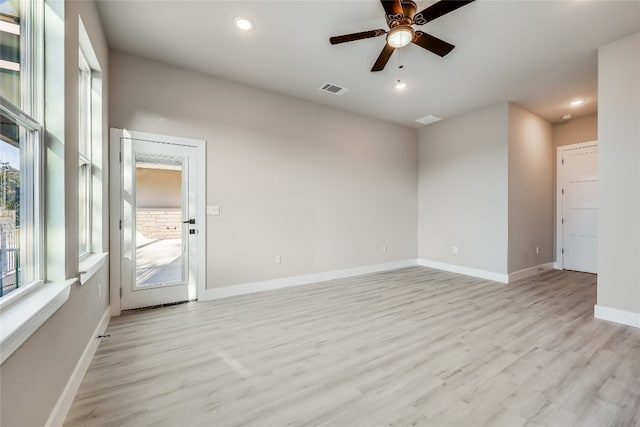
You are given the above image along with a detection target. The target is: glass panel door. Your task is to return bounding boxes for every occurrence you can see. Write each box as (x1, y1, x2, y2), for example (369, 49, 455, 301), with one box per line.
(120, 136, 197, 310)
(134, 155, 185, 288)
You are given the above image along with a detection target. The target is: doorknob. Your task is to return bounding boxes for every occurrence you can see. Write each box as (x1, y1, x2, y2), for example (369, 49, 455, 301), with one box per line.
(183, 219, 196, 224)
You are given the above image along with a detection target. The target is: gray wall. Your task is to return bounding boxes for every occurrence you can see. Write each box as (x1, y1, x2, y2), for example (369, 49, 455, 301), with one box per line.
(109, 51, 419, 289)
(508, 103, 554, 272)
(0, 270, 109, 427)
(553, 114, 598, 147)
(597, 32, 640, 314)
(0, 1, 110, 426)
(418, 103, 509, 274)
(418, 102, 555, 276)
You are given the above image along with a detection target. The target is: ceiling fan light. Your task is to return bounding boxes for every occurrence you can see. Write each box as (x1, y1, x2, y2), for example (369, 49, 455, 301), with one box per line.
(387, 26, 414, 48)
(394, 80, 407, 90)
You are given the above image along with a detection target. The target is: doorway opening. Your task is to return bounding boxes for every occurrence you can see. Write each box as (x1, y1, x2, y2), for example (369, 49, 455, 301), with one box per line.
(110, 129, 206, 314)
(556, 141, 598, 274)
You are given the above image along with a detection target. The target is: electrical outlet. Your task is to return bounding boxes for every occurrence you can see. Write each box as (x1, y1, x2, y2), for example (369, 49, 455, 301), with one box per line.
(453, 246, 458, 254)
(275, 255, 281, 264)
(536, 246, 539, 255)
(382, 244, 387, 253)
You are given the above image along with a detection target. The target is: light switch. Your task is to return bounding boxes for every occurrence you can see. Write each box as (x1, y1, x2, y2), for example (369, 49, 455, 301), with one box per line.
(207, 205, 220, 216)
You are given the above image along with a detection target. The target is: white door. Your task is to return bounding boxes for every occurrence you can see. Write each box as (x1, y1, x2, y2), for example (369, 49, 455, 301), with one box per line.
(561, 144, 598, 274)
(120, 137, 199, 310)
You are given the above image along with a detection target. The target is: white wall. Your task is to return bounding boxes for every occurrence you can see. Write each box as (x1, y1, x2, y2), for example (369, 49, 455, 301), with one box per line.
(508, 103, 554, 273)
(418, 103, 509, 275)
(109, 51, 419, 289)
(597, 32, 640, 316)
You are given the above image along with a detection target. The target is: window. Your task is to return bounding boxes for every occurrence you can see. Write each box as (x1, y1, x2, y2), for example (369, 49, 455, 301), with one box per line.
(0, 0, 21, 106)
(76, 18, 105, 283)
(78, 50, 91, 257)
(0, 0, 43, 299)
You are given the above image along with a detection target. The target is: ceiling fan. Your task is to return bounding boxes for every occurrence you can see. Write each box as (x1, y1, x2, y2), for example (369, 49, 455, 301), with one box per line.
(329, 0, 475, 72)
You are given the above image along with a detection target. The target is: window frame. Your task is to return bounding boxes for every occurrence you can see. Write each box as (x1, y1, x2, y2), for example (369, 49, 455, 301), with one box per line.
(0, 0, 44, 304)
(0, 97, 44, 298)
(78, 49, 92, 259)
(20, 0, 44, 121)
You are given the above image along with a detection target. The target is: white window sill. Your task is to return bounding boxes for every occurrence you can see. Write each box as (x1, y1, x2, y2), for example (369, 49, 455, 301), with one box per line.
(79, 252, 108, 285)
(0, 279, 75, 364)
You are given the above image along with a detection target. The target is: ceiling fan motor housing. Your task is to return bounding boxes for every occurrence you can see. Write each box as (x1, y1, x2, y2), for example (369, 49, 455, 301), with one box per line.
(385, 0, 418, 27)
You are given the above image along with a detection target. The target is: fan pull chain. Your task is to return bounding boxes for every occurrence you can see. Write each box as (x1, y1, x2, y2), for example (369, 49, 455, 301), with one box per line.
(395, 50, 406, 90)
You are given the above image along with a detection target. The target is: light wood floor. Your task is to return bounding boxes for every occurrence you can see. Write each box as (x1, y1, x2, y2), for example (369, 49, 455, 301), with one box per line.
(64, 267, 640, 427)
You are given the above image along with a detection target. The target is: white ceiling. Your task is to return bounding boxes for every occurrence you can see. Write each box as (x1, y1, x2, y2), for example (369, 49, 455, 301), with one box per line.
(96, 0, 640, 128)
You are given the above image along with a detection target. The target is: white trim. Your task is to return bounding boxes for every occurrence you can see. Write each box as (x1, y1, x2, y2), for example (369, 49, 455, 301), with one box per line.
(0, 279, 75, 364)
(194, 136, 207, 303)
(78, 252, 108, 285)
(109, 128, 122, 316)
(201, 259, 418, 300)
(507, 262, 555, 283)
(0, 279, 43, 310)
(45, 307, 110, 427)
(201, 258, 553, 300)
(416, 259, 509, 283)
(0, 20, 20, 35)
(0, 59, 20, 71)
(594, 304, 640, 328)
(109, 128, 207, 315)
(556, 140, 598, 270)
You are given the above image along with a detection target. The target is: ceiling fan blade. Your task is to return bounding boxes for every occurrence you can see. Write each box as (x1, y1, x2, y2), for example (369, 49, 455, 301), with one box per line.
(330, 29, 386, 45)
(380, 0, 403, 18)
(413, 0, 475, 25)
(371, 44, 395, 72)
(412, 31, 455, 57)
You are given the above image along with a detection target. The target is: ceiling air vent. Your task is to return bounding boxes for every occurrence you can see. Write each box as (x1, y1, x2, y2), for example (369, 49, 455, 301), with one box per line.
(415, 115, 442, 126)
(319, 82, 348, 96)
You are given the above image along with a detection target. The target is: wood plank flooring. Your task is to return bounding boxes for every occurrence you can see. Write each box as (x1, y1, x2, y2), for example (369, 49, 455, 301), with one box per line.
(64, 267, 640, 427)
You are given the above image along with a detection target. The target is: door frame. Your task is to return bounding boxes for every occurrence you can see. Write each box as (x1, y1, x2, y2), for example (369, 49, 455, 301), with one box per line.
(555, 140, 597, 270)
(109, 128, 207, 316)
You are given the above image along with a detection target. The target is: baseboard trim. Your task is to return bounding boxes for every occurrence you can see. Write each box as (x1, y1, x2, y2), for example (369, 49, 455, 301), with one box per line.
(45, 307, 111, 427)
(201, 259, 418, 300)
(508, 262, 555, 283)
(416, 259, 508, 283)
(594, 304, 640, 328)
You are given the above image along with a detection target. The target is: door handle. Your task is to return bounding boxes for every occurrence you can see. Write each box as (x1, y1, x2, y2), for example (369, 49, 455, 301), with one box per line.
(183, 219, 196, 224)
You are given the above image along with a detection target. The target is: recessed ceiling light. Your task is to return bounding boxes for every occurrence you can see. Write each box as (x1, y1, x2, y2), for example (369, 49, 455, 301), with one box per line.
(415, 115, 442, 125)
(394, 80, 407, 90)
(570, 99, 585, 106)
(234, 17, 253, 31)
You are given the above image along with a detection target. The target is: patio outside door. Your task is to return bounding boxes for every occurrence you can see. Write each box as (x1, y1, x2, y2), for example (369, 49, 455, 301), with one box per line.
(120, 136, 199, 310)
